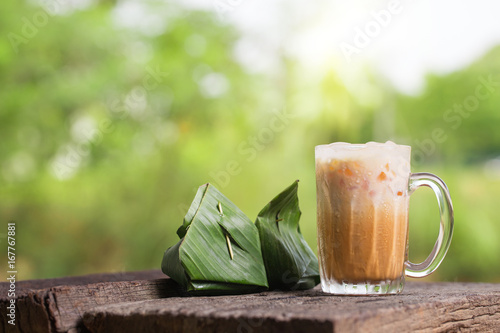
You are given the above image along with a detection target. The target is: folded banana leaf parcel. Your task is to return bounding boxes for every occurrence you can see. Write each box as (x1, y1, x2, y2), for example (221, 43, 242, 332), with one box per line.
(161, 181, 319, 295)
(161, 184, 268, 295)
(255, 180, 320, 290)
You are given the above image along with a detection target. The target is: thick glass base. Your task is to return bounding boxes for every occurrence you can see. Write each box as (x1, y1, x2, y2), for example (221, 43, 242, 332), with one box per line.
(320, 276, 405, 295)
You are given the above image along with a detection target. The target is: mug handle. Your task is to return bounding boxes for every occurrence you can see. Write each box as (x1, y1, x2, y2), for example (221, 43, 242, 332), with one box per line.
(405, 172, 454, 278)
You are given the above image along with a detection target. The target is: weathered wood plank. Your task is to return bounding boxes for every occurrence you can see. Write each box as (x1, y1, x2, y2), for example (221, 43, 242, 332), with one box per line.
(82, 282, 500, 333)
(0, 269, 165, 296)
(0, 270, 173, 333)
(2, 271, 500, 333)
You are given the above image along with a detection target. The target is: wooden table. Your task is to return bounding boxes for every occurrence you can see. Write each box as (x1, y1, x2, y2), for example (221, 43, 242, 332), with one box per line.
(1, 270, 499, 332)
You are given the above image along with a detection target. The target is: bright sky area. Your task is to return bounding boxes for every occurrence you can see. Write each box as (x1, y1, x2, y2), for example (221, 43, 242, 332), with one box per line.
(181, 0, 500, 95)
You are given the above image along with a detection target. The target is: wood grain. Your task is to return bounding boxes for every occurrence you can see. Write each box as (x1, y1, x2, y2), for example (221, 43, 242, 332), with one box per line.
(0, 270, 174, 333)
(82, 282, 500, 333)
(1, 271, 499, 333)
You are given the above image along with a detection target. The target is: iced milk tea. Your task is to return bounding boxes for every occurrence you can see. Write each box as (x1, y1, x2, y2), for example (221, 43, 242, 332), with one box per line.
(315, 142, 411, 293)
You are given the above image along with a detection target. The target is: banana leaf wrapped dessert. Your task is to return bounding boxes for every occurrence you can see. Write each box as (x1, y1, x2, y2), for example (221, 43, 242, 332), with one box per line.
(162, 181, 319, 294)
(161, 183, 268, 295)
(255, 180, 320, 290)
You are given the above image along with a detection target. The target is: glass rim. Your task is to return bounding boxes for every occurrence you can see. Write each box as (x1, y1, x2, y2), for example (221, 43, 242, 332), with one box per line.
(315, 141, 411, 160)
(315, 141, 411, 151)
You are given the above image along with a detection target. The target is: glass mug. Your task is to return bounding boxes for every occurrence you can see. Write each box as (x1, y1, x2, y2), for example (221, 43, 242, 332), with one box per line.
(315, 141, 454, 295)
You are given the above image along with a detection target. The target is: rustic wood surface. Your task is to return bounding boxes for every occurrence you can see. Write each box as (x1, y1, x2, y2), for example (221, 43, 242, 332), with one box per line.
(1, 271, 499, 333)
(82, 281, 500, 333)
(0, 269, 166, 294)
(0, 270, 173, 333)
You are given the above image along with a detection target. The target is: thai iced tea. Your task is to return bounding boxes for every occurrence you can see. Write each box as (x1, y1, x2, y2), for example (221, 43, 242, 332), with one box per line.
(315, 142, 411, 293)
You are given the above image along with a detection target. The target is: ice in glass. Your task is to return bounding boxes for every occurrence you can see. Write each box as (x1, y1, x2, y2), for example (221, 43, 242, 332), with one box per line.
(315, 141, 411, 294)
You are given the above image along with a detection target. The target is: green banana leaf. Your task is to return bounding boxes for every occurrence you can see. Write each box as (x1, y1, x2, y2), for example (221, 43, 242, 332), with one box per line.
(161, 183, 268, 295)
(255, 180, 320, 290)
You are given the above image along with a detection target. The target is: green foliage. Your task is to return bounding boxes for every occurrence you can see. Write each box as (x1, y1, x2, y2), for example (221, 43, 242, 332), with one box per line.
(1, 0, 499, 283)
(395, 47, 500, 163)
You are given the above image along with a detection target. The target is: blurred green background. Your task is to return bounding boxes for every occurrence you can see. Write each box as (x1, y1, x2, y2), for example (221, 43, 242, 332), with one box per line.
(1, 0, 499, 282)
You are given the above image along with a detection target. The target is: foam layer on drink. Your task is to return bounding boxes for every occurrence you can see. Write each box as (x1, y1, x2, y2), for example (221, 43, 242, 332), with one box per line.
(316, 141, 410, 283)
